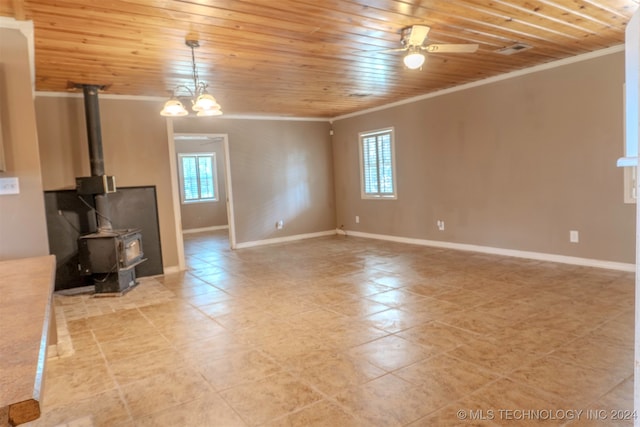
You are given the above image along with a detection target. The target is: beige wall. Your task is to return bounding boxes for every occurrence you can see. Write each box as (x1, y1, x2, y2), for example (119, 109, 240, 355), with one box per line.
(333, 51, 635, 263)
(34, 96, 180, 269)
(34, 96, 335, 262)
(0, 28, 49, 260)
(172, 118, 335, 244)
(175, 138, 228, 230)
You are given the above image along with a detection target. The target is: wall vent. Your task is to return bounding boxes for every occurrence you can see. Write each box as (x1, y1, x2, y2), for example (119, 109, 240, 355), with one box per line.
(495, 43, 533, 55)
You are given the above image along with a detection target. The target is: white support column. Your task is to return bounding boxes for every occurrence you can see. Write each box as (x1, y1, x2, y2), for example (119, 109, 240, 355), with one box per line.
(626, 9, 640, 427)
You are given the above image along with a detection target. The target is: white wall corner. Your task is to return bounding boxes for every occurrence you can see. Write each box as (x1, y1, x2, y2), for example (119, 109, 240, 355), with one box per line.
(0, 17, 35, 95)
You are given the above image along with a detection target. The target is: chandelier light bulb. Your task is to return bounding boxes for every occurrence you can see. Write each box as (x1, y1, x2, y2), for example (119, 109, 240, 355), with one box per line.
(160, 99, 188, 116)
(192, 93, 220, 112)
(197, 108, 223, 117)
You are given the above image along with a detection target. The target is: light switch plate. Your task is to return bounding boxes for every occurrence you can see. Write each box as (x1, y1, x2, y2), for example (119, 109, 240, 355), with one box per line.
(0, 177, 19, 195)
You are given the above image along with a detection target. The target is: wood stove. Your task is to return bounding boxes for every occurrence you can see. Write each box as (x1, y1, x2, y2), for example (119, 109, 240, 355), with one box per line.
(74, 84, 146, 294)
(78, 229, 145, 293)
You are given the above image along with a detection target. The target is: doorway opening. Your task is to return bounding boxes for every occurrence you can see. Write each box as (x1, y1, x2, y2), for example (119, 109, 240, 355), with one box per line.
(169, 132, 236, 270)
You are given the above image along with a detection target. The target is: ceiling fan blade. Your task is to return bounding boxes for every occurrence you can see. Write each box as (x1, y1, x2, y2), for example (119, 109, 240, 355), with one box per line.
(359, 47, 407, 54)
(424, 43, 479, 53)
(382, 47, 408, 53)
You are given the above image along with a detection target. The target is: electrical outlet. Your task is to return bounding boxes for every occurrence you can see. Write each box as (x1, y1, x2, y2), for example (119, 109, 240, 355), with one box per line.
(570, 230, 579, 243)
(355, 216, 360, 224)
(0, 177, 19, 195)
(276, 220, 284, 230)
(437, 220, 445, 231)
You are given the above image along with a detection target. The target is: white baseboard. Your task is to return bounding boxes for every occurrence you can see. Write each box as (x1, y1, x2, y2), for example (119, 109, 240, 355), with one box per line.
(338, 229, 635, 272)
(162, 265, 182, 274)
(235, 230, 337, 249)
(182, 225, 229, 234)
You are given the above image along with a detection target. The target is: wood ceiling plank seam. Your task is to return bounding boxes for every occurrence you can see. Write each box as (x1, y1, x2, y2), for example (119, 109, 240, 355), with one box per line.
(32, 39, 412, 77)
(547, 0, 636, 22)
(336, 0, 584, 39)
(580, 0, 640, 16)
(107, 0, 401, 41)
(27, 6, 407, 58)
(28, 0, 337, 46)
(536, 0, 629, 27)
(33, 64, 400, 90)
(462, 0, 624, 33)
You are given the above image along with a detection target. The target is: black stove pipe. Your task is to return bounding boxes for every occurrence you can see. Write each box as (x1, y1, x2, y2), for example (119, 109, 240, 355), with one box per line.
(82, 85, 105, 176)
(80, 84, 113, 232)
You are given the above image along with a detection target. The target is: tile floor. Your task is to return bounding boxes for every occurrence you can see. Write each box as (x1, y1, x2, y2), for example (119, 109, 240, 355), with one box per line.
(26, 231, 634, 426)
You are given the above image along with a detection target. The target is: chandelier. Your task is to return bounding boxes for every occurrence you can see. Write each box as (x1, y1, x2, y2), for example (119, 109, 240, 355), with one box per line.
(160, 40, 223, 117)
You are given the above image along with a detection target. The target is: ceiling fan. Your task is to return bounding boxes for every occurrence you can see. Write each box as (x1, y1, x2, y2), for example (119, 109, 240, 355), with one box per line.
(386, 25, 479, 69)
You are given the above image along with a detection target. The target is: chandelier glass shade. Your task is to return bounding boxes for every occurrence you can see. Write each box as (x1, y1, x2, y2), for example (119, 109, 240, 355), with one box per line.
(160, 40, 223, 117)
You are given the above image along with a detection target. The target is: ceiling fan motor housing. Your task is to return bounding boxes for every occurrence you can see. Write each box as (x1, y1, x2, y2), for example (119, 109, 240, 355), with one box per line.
(401, 25, 431, 47)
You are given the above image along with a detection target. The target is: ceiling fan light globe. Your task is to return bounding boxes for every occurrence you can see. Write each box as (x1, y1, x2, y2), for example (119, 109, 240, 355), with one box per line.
(160, 99, 189, 116)
(403, 52, 425, 69)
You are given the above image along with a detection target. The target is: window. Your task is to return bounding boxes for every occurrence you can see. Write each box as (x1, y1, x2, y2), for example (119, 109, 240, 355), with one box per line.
(178, 153, 218, 203)
(359, 127, 397, 199)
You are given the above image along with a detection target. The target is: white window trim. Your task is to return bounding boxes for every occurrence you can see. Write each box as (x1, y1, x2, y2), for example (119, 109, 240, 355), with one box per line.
(358, 127, 397, 200)
(177, 152, 219, 204)
(624, 166, 637, 204)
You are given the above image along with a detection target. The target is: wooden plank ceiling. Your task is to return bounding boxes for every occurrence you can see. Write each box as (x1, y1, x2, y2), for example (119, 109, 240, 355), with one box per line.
(1, 0, 638, 118)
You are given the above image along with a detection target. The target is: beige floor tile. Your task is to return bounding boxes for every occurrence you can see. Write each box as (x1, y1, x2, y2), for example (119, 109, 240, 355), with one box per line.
(156, 317, 228, 345)
(395, 320, 479, 355)
(394, 354, 498, 400)
(108, 347, 186, 385)
(219, 371, 323, 426)
(548, 335, 633, 380)
(26, 389, 131, 427)
(397, 296, 463, 318)
(41, 360, 117, 409)
(365, 289, 425, 308)
(509, 356, 627, 407)
(334, 374, 440, 426)
(180, 331, 254, 363)
(446, 338, 544, 375)
(90, 317, 157, 343)
(265, 400, 366, 427)
(430, 287, 492, 308)
(447, 378, 570, 427)
(361, 307, 432, 333)
(134, 391, 247, 427)
(98, 330, 172, 363)
(197, 349, 283, 390)
(438, 310, 509, 336)
(287, 350, 386, 396)
(398, 281, 454, 298)
(320, 321, 389, 349)
(121, 367, 213, 419)
(564, 376, 634, 427)
(347, 335, 431, 372)
(328, 299, 393, 319)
